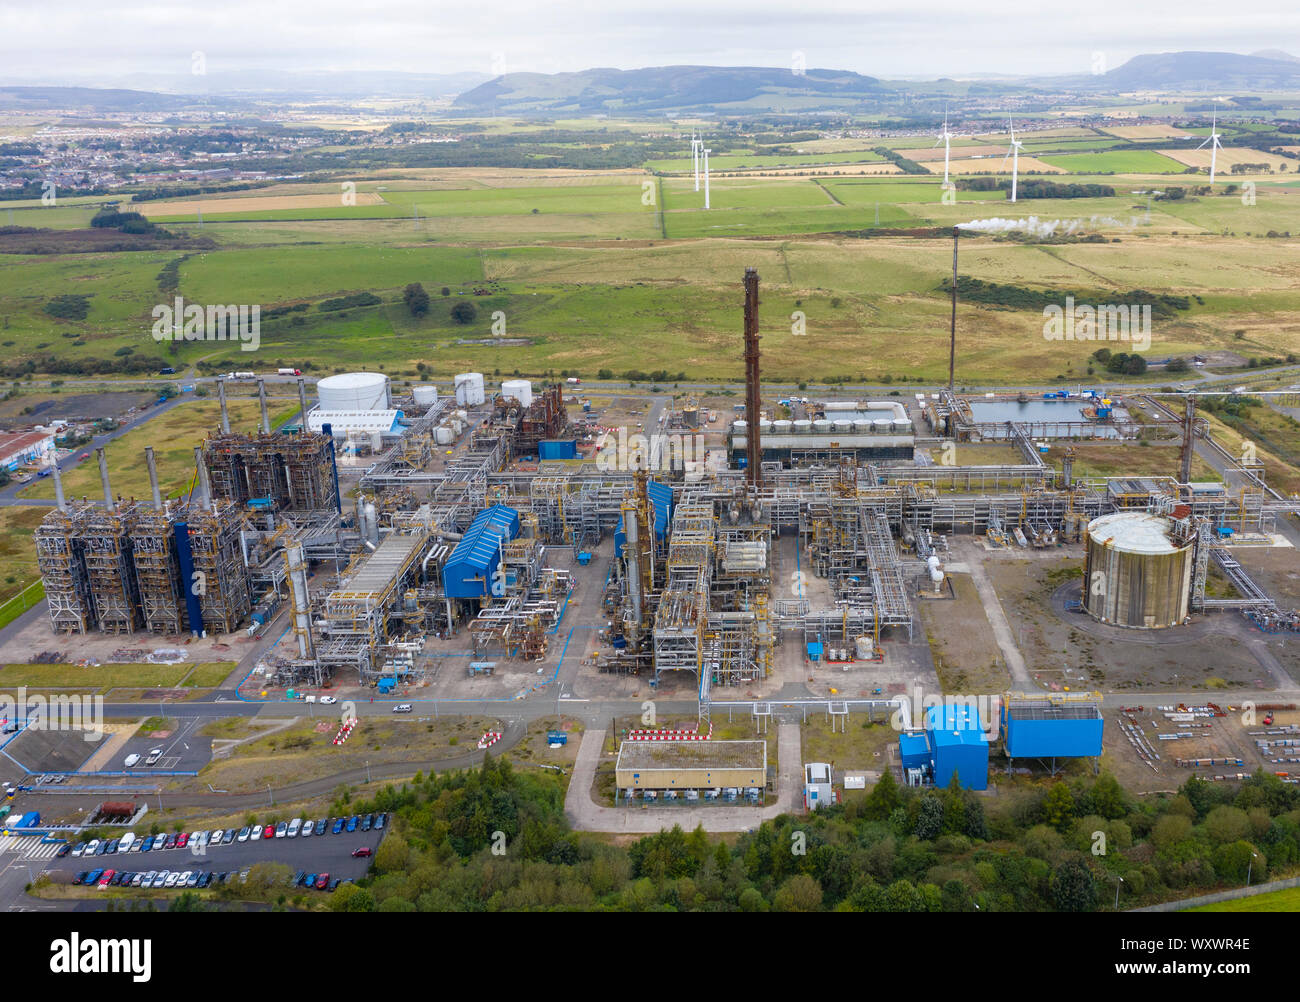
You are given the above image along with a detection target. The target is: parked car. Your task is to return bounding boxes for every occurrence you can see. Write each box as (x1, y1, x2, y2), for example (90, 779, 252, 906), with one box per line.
(84, 839, 100, 855)
(176, 832, 189, 849)
(237, 827, 251, 842)
(331, 818, 345, 835)
(361, 814, 374, 832)
(301, 820, 314, 837)
(293, 870, 306, 887)
(328, 878, 341, 892)
(320, 696, 337, 705)
(286, 818, 301, 838)
(392, 703, 412, 713)
(105, 839, 119, 854)
(375, 813, 387, 830)
(199, 872, 213, 888)
(94, 841, 109, 856)
(351, 847, 372, 858)
(250, 825, 262, 840)
(167, 872, 183, 887)
(123, 753, 141, 768)
(222, 829, 236, 845)
(140, 836, 154, 852)
(73, 871, 89, 885)
(71, 842, 87, 857)
(185, 872, 200, 887)
(97, 870, 115, 888)
(131, 873, 145, 887)
(346, 816, 359, 833)
(163, 833, 179, 849)
(263, 825, 276, 840)
(315, 818, 328, 836)
(315, 873, 330, 890)
(84, 869, 103, 885)
(55, 843, 71, 858)
(151, 871, 168, 888)
(306, 873, 318, 888)
(209, 829, 224, 844)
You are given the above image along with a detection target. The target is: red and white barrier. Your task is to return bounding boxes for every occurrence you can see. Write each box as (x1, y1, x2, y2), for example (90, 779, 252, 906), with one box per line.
(627, 723, 713, 742)
(478, 730, 503, 749)
(332, 719, 357, 746)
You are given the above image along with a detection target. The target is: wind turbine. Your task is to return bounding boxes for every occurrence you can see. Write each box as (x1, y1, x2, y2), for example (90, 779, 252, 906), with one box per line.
(691, 130, 702, 192)
(1197, 105, 1223, 186)
(703, 147, 711, 209)
(1002, 117, 1024, 202)
(933, 108, 954, 187)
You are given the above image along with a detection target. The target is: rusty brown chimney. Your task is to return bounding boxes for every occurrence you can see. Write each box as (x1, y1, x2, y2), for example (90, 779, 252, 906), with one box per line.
(743, 267, 762, 490)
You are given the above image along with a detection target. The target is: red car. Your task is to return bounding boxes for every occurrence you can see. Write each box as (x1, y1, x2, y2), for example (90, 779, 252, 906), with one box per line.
(262, 825, 275, 839)
(351, 847, 372, 858)
(315, 873, 330, 890)
(78, 453, 90, 462)
(97, 869, 116, 888)
(176, 832, 189, 849)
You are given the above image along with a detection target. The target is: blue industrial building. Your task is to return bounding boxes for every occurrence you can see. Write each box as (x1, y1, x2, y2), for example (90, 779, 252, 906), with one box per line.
(898, 732, 931, 773)
(925, 704, 989, 790)
(442, 505, 520, 599)
(613, 480, 674, 558)
(1001, 695, 1104, 764)
(538, 439, 579, 461)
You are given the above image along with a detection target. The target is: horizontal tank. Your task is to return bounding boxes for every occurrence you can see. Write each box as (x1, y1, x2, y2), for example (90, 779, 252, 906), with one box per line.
(1082, 511, 1194, 629)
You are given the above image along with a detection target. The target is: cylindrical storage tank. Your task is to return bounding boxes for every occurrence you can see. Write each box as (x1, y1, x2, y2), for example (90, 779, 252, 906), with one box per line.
(758, 419, 773, 435)
(412, 385, 438, 407)
(501, 379, 533, 408)
(855, 635, 874, 659)
(454, 373, 485, 406)
(773, 419, 792, 435)
(832, 419, 853, 434)
(813, 419, 832, 434)
(434, 425, 454, 445)
(873, 418, 892, 433)
(853, 419, 872, 434)
(454, 409, 469, 423)
(793, 419, 812, 434)
(317, 372, 390, 411)
(1082, 511, 1194, 629)
(734, 420, 748, 433)
(893, 418, 912, 433)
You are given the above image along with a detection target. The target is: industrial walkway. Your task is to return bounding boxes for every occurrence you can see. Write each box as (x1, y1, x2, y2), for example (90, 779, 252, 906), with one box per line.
(563, 724, 802, 833)
(962, 555, 1035, 688)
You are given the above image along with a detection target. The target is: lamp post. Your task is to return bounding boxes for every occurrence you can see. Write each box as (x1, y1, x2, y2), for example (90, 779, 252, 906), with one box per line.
(1114, 875, 1124, 910)
(1247, 851, 1258, 886)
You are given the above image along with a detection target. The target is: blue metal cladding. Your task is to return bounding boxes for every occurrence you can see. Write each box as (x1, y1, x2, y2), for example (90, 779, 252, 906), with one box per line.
(899, 732, 931, 771)
(925, 704, 989, 790)
(613, 480, 673, 557)
(442, 505, 520, 599)
(538, 439, 578, 460)
(1002, 709, 1104, 760)
(173, 522, 202, 635)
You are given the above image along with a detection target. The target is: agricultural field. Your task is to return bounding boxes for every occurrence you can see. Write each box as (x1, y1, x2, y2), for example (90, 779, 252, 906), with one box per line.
(1036, 150, 1190, 173)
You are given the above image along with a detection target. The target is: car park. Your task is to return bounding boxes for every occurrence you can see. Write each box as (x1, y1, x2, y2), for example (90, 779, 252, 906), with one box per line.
(352, 847, 372, 858)
(238, 827, 251, 842)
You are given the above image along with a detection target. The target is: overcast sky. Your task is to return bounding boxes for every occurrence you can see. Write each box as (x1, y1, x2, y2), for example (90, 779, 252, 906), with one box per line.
(2, 0, 1297, 83)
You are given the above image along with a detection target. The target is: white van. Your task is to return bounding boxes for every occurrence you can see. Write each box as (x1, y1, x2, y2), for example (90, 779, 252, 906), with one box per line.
(118, 832, 136, 851)
(287, 818, 302, 838)
(393, 704, 413, 713)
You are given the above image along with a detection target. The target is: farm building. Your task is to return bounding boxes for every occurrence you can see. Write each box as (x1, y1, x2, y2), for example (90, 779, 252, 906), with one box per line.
(615, 739, 766, 791)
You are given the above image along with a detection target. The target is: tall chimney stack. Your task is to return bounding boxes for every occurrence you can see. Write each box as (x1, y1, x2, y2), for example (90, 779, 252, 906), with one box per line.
(96, 447, 113, 507)
(743, 267, 763, 490)
(257, 378, 271, 435)
(145, 446, 163, 509)
(217, 378, 231, 434)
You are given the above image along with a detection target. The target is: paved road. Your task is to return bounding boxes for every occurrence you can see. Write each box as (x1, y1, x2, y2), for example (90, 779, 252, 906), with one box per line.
(563, 724, 801, 833)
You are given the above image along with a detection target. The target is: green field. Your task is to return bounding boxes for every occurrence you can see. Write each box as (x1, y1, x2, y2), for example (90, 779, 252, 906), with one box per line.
(1038, 150, 1189, 173)
(1185, 886, 1300, 911)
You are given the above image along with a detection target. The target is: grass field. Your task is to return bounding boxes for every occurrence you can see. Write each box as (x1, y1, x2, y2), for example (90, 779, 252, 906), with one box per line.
(19, 398, 300, 502)
(1037, 150, 1189, 173)
(1185, 885, 1300, 911)
(0, 507, 44, 604)
(0, 661, 237, 691)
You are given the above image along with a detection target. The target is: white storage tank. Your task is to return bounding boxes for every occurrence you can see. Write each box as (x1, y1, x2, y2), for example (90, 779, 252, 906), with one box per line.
(412, 385, 438, 407)
(434, 425, 454, 445)
(773, 419, 792, 435)
(832, 419, 853, 434)
(893, 419, 912, 433)
(317, 372, 390, 411)
(454, 373, 485, 406)
(873, 418, 892, 433)
(758, 419, 773, 435)
(813, 419, 832, 434)
(793, 419, 812, 434)
(734, 420, 748, 434)
(501, 379, 533, 408)
(853, 419, 872, 434)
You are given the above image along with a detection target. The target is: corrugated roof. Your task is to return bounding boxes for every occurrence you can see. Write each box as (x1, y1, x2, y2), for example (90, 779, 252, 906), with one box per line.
(443, 505, 520, 598)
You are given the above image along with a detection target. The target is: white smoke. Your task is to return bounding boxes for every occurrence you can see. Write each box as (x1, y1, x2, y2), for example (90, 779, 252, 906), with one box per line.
(957, 215, 1125, 238)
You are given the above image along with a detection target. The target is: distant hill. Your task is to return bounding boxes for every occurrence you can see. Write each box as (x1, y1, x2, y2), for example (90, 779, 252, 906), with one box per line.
(0, 86, 250, 112)
(1098, 51, 1300, 90)
(453, 65, 888, 114)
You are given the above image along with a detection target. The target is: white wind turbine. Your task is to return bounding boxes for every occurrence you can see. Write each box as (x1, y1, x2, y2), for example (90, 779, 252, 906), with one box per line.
(691, 130, 703, 191)
(933, 108, 954, 186)
(1002, 117, 1024, 202)
(1197, 105, 1223, 186)
(703, 147, 711, 209)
